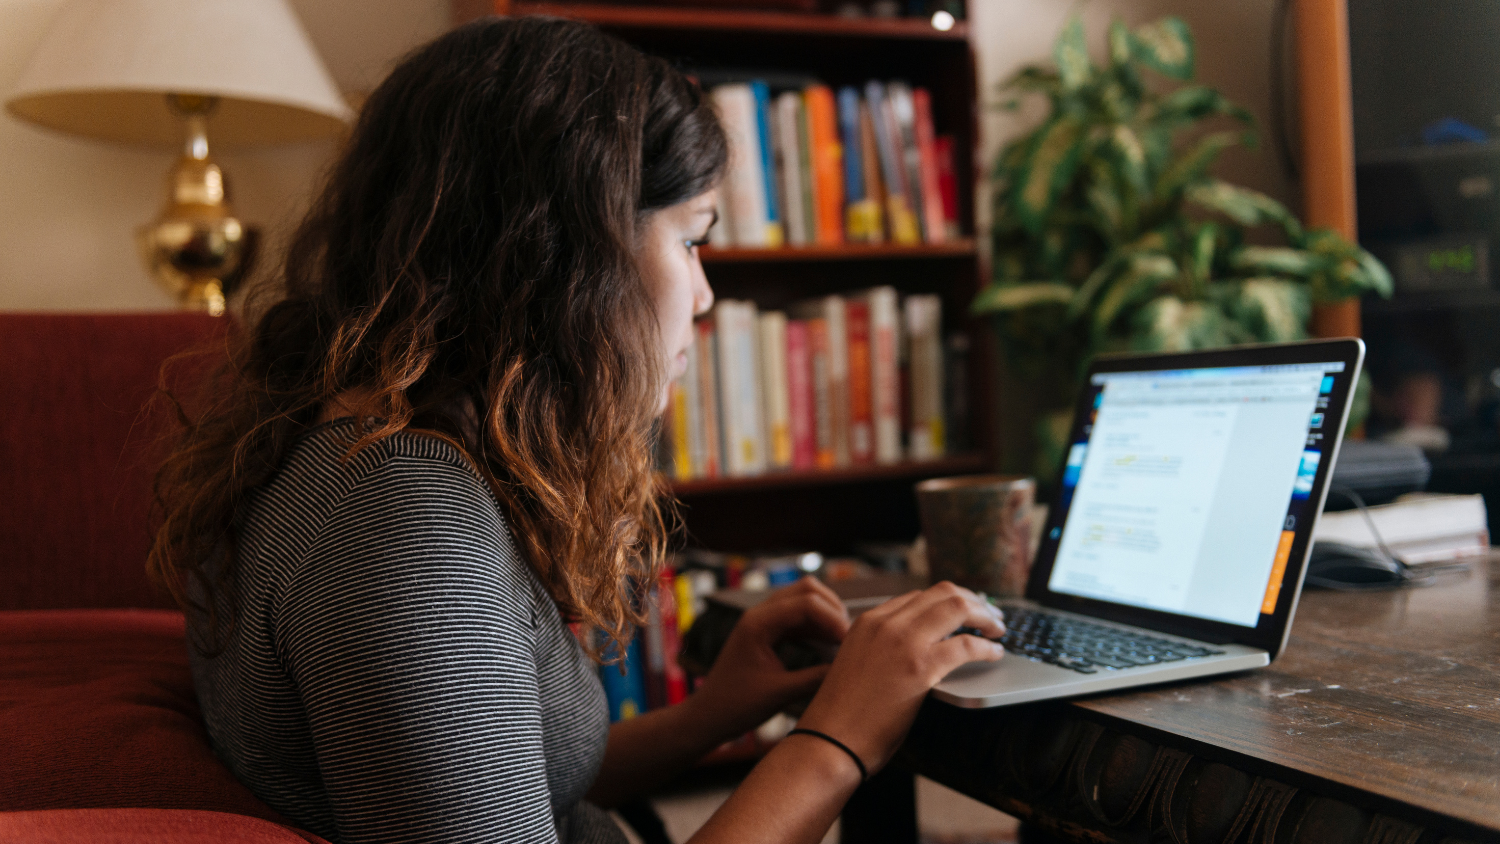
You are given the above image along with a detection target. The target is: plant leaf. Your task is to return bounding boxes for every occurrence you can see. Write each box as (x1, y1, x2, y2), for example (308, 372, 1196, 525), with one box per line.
(1055, 17, 1092, 91)
(1230, 245, 1324, 277)
(1014, 115, 1087, 235)
(1233, 278, 1311, 341)
(1131, 297, 1243, 351)
(1130, 17, 1194, 80)
(1093, 253, 1179, 338)
(1154, 131, 1242, 201)
(971, 281, 1078, 315)
(1185, 180, 1304, 241)
(1108, 19, 1133, 67)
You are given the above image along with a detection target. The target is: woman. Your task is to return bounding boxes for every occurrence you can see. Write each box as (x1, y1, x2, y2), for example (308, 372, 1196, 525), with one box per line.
(150, 16, 1004, 844)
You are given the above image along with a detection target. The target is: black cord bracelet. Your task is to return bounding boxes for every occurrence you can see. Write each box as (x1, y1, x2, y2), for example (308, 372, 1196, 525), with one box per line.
(786, 728, 868, 783)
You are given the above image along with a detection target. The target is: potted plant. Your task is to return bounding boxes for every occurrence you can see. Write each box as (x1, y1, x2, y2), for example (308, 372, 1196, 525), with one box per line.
(974, 15, 1391, 482)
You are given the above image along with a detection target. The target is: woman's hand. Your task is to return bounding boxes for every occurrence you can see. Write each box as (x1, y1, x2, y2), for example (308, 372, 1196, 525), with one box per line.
(686, 577, 852, 742)
(792, 582, 1005, 776)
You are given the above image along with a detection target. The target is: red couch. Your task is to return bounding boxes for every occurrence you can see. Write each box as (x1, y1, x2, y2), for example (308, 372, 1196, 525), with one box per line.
(0, 313, 328, 843)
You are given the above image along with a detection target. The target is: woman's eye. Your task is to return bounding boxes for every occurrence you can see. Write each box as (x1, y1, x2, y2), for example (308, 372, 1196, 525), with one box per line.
(684, 237, 709, 254)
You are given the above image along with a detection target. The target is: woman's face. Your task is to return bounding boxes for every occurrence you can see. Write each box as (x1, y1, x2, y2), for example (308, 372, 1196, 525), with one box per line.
(638, 189, 718, 414)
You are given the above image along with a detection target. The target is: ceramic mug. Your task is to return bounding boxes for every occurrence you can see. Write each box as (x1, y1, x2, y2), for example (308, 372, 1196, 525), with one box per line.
(915, 474, 1036, 599)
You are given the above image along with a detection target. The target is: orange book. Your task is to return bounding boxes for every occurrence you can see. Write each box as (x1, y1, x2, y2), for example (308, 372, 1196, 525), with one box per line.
(845, 299, 874, 464)
(803, 85, 845, 245)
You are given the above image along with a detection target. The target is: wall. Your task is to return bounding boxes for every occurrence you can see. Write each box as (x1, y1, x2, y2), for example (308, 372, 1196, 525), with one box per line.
(0, 0, 446, 311)
(0, 0, 1294, 311)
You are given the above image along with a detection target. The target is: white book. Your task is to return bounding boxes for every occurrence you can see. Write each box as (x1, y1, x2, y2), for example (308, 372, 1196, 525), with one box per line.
(682, 337, 706, 479)
(715, 300, 766, 476)
(758, 311, 792, 469)
(1315, 493, 1490, 565)
(711, 85, 770, 248)
(904, 294, 944, 460)
(774, 92, 809, 247)
(855, 286, 902, 464)
(790, 295, 849, 466)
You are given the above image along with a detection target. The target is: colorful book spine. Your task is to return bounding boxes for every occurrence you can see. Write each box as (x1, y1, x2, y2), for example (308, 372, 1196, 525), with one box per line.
(806, 317, 835, 469)
(796, 94, 818, 248)
(758, 310, 793, 469)
(860, 286, 903, 464)
(786, 319, 816, 470)
(668, 376, 691, 479)
(791, 296, 848, 466)
(803, 85, 845, 246)
(933, 134, 961, 240)
(711, 84, 771, 248)
(655, 567, 688, 706)
(696, 318, 722, 478)
(838, 86, 881, 244)
(846, 298, 874, 464)
(911, 87, 947, 244)
(865, 81, 920, 245)
(904, 293, 945, 459)
(749, 80, 785, 248)
(774, 92, 809, 247)
(598, 635, 648, 722)
(887, 82, 928, 244)
(857, 99, 887, 244)
(715, 300, 766, 476)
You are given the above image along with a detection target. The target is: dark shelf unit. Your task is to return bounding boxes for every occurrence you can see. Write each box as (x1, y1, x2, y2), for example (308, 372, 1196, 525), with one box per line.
(453, 1, 991, 553)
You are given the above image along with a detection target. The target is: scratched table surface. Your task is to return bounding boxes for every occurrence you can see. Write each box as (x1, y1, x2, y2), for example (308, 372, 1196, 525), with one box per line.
(1072, 554, 1500, 833)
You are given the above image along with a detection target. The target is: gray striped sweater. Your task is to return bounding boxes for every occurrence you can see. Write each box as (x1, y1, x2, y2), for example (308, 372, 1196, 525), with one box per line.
(187, 421, 626, 844)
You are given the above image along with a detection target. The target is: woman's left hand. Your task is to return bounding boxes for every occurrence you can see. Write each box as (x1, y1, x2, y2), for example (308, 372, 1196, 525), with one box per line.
(686, 577, 851, 742)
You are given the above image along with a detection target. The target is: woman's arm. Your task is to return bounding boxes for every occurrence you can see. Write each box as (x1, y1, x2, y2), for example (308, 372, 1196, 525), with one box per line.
(587, 579, 850, 807)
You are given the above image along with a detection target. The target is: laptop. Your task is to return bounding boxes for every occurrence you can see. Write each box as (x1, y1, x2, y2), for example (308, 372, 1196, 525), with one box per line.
(933, 338, 1365, 708)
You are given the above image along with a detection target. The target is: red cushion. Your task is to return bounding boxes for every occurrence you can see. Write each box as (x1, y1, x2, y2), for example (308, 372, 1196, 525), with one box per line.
(0, 312, 227, 610)
(0, 809, 330, 843)
(0, 609, 285, 824)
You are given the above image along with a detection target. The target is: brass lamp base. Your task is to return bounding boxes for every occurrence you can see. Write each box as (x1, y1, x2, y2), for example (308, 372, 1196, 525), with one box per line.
(137, 95, 257, 316)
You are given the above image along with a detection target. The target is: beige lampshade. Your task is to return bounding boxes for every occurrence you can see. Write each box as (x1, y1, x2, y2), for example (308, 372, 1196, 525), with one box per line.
(5, 0, 353, 147)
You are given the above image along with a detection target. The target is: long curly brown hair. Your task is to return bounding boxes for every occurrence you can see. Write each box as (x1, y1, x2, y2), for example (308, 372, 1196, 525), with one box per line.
(148, 16, 727, 658)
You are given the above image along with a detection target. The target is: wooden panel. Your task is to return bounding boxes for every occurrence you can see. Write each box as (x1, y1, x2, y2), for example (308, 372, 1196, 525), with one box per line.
(1296, 0, 1363, 339)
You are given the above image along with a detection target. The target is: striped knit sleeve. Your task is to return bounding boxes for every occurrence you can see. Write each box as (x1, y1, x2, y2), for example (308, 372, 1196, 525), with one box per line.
(273, 453, 562, 844)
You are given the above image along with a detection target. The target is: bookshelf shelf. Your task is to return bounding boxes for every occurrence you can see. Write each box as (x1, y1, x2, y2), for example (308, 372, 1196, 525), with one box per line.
(699, 239, 976, 264)
(665, 452, 988, 497)
(497, 3, 970, 41)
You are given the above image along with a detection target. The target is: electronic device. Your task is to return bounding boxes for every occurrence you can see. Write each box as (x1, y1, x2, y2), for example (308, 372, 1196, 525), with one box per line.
(934, 339, 1365, 708)
(1304, 541, 1407, 589)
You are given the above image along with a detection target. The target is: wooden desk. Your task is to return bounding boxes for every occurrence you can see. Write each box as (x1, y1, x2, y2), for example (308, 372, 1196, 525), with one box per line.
(897, 556, 1500, 843)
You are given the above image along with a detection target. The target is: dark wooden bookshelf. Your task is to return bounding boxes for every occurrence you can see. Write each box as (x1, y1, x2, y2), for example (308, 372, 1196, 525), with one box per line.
(699, 239, 976, 264)
(664, 452, 987, 496)
(452, 0, 992, 554)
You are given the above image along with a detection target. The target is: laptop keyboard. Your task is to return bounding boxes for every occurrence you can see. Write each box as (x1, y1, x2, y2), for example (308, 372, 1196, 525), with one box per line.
(996, 606, 1224, 674)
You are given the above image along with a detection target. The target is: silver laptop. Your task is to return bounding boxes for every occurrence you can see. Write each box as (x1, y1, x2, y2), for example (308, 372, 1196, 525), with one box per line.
(934, 339, 1365, 708)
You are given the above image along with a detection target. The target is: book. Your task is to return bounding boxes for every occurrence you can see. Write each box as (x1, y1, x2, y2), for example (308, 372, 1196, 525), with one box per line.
(911, 87, 947, 244)
(682, 336, 706, 479)
(904, 294, 945, 459)
(758, 310, 793, 469)
(857, 99, 887, 244)
(933, 134, 961, 240)
(712, 84, 772, 248)
(865, 81, 921, 245)
(1314, 493, 1490, 565)
(651, 567, 688, 707)
(838, 86, 881, 243)
(598, 635, 648, 722)
(786, 319, 817, 470)
(749, 81, 785, 248)
(774, 92, 810, 247)
(805, 317, 835, 469)
(795, 94, 818, 248)
(668, 376, 692, 479)
(846, 298, 874, 464)
(803, 85, 845, 246)
(714, 300, 766, 476)
(791, 296, 849, 466)
(856, 286, 902, 464)
(696, 318, 723, 478)
(886, 82, 928, 243)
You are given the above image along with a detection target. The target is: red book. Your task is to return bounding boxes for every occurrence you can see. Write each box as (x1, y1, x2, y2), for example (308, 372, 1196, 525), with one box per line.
(656, 568, 688, 706)
(806, 317, 835, 469)
(845, 299, 874, 464)
(911, 88, 947, 244)
(786, 320, 816, 470)
(934, 135, 960, 240)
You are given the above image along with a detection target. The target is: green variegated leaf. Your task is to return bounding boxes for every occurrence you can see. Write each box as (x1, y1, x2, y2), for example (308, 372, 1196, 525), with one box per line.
(1185, 180, 1304, 241)
(1140, 86, 1253, 133)
(971, 281, 1078, 315)
(1154, 131, 1241, 200)
(1002, 66, 1063, 96)
(1130, 297, 1247, 351)
(1014, 115, 1087, 234)
(1108, 124, 1149, 194)
(1231, 245, 1323, 277)
(1086, 168, 1124, 239)
(1093, 253, 1179, 337)
(1189, 223, 1219, 285)
(1070, 232, 1169, 316)
(1055, 18, 1092, 91)
(1130, 17, 1194, 80)
(1355, 247, 1394, 298)
(1233, 278, 1311, 341)
(1108, 20, 1133, 67)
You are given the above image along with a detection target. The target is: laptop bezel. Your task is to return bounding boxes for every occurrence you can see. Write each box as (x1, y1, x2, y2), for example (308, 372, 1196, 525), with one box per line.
(1023, 338, 1366, 657)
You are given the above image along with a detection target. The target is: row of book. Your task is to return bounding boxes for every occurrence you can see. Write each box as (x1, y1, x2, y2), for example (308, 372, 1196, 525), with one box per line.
(708, 79, 961, 250)
(662, 288, 958, 480)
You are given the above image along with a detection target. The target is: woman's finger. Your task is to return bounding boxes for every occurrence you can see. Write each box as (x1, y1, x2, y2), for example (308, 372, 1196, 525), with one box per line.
(929, 630, 1006, 677)
(777, 663, 832, 700)
(743, 588, 851, 644)
(896, 583, 1006, 642)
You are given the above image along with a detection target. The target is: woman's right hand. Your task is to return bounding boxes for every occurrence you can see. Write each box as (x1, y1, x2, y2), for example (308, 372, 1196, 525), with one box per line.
(791, 582, 1006, 776)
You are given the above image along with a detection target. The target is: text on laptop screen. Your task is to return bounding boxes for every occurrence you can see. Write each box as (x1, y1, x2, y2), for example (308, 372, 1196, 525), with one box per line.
(1046, 362, 1346, 627)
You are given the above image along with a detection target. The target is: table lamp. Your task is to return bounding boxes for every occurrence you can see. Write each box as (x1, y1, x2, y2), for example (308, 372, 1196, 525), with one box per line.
(5, 0, 353, 315)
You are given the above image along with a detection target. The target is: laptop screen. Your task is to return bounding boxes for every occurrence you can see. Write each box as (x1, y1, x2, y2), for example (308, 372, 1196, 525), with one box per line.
(1045, 360, 1348, 628)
